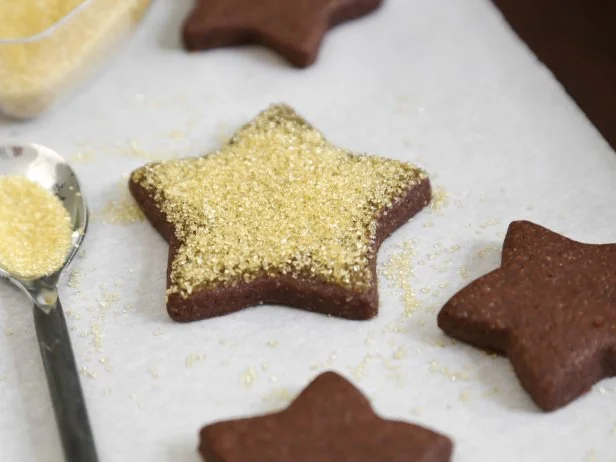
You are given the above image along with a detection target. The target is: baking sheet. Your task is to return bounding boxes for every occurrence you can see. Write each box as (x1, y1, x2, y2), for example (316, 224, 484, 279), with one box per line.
(1, 0, 615, 460)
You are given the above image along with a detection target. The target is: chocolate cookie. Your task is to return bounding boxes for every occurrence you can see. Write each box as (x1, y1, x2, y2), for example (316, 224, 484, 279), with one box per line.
(129, 104, 430, 322)
(183, 0, 384, 67)
(492, 0, 616, 151)
(438, 220, 616, 411)
(200, 372, 453, 462)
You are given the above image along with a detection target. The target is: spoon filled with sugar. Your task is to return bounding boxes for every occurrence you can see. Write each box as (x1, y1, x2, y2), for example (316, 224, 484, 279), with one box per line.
(0, 143, 98, 462)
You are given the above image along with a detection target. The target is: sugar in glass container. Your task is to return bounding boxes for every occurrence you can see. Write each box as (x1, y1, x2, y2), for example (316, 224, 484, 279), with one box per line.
(0, 0, 151, 119)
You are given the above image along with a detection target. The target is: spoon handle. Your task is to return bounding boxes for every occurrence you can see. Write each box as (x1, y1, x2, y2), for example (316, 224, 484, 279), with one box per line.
(33, 299, 99, 462)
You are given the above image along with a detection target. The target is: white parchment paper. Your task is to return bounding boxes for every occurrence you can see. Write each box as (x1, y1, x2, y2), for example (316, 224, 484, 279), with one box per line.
(1, 0, 615, 460)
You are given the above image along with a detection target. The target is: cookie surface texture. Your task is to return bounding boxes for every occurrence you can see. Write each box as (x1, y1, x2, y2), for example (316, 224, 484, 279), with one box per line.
(183, 0, 384, 67)
(130, 104, 430, 322)
(199, 371, 453, 462)
(438, 220, 616, 411)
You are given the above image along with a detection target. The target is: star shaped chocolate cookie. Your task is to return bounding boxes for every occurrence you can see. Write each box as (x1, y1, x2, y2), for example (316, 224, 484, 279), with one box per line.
(130, 104, 430, 322)
(438, 220, 616, 410)
(183, 0, 384, 67)
(199, 372, 453, 462)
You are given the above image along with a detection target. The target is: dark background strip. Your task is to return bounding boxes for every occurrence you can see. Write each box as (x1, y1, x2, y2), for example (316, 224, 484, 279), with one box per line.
(492, 0, 616, 151)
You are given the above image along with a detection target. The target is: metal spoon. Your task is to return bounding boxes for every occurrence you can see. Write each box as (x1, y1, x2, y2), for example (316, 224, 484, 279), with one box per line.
(0, 143, 98, 462)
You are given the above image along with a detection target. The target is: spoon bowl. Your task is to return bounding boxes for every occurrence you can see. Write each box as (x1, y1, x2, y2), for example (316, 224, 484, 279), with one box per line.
(0, 143, 88, 310)
(0, 143, 98, 462)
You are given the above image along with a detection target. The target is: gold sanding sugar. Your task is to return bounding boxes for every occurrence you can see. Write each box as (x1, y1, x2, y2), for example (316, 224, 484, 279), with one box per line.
(0, 176, 73, 278)
(0, 0, 85, 39)
(98, 196, 145, 225)
(0, 0, 150, 118)
(133, 104, 428, 297)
